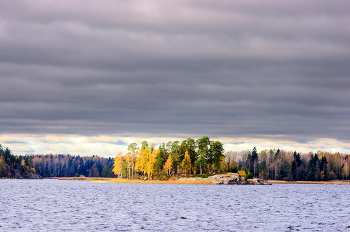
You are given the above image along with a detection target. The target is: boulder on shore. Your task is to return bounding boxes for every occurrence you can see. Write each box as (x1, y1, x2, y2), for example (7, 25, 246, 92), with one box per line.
(179, 173, 271, 185)
(247, 178, 270, 185)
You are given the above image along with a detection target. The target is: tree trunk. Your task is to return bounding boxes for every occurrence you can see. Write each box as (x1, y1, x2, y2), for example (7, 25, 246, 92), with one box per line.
(131, 150, 134, 179)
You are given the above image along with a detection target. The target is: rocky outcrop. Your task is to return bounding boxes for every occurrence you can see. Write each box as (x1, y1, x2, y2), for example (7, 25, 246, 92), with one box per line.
(247, 178, 270, 185)
(179, 173, 271, 185)
(208, 173, 246, 185)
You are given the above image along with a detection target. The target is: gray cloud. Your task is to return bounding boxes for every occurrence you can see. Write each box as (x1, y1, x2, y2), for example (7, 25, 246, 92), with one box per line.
(0, 0, 349, 144)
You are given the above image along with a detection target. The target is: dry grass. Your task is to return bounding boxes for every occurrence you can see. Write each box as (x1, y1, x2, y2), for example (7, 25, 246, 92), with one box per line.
(54, 177, 350, 185)
(98, 179, 212, 185)
(268, 180, 350, 185)
(57, 177, 213, 185)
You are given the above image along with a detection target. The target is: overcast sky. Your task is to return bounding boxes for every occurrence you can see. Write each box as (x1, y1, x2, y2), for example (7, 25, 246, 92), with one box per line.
(0, 0, 349, 156)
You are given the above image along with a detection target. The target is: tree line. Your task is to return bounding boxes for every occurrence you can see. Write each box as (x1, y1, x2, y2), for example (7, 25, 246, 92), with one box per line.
(0, 143, 115, 178)
(1, 139, 349, 181)
(31, 154, 115, 178)
(237, 148, 349, 181)
(111, 139, 349, 181)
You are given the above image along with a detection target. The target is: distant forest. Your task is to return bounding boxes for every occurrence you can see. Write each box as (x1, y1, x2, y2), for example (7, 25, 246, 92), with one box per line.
(1, 137, 349, 181)
(0, 144, 115, 178)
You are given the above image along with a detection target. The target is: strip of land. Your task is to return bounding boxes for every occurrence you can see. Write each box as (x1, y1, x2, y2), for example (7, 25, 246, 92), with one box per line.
(54, 177, 350, 185)
(268, 180, 350, 185)
(57, 177, 213, 185)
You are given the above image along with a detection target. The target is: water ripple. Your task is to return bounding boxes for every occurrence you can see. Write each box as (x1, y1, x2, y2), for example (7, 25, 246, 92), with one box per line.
(0, 180, 349, 231)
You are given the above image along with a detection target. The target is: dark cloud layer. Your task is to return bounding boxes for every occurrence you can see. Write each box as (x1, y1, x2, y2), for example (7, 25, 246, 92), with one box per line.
(0, 0, 349, 142)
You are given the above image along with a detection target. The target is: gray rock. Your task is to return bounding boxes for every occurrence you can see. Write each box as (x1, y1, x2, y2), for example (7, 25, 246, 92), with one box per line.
(208, 173, 247, 185)
(179, 173, 271, 185)
(247, 178, 271, 185)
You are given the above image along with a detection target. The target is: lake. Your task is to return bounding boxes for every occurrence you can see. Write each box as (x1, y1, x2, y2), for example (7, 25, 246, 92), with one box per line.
(0, 179, 349, 231)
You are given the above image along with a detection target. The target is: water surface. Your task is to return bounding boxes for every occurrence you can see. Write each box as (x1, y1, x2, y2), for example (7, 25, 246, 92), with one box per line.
(0, 179, 349, 231)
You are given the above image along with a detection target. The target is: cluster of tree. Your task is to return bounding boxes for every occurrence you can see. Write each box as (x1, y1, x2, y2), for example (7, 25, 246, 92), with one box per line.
(31, 154, 115, 178)
(236, 148, 350, 181)
(112, 137, 224, 179)
(0, 143, 115, 178)
(0, 144, 38, 178)
(113, 143, 350, 181)
(2, 141, 349, 181)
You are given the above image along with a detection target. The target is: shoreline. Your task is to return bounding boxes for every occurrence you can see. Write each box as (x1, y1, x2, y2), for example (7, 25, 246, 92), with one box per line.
(57, 177, 213, 185)
(4, 177, 350, 185)
(57, 177, 350, 185)
(267, 180, 350, 185)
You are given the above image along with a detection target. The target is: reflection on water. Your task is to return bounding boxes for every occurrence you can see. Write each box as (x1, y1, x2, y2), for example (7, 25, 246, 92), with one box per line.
(0, 179, 349, 231)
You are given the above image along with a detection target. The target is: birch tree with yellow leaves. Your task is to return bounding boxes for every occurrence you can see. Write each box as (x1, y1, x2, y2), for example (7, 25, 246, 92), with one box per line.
(127, 143, 139, 179)
(135, 145, 150, 175)
(124, 152, 132, 178)
(112, 152, 123, 177)
(146, 149, 158, 177)
(164, 155, 172, 177)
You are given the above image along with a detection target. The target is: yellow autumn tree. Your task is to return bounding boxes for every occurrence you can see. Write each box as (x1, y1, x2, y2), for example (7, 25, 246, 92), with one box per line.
(134, 147, 143, 174)
(135, 145, 151, 176)
(112, 152, 123, 177)
(220, 153, 229, 172)
(238, 170, 247, 178)
(232, 156, 236, 171)
(320, 171, 325, 180)
(216, 153, 229, 172)
(164, 155, 172, 177)
(146, 149, 158, 177)
(124, 152, 132, 178)
(181, 151, 191, 174)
